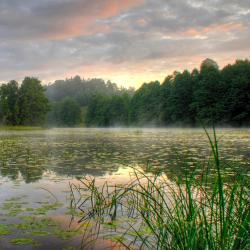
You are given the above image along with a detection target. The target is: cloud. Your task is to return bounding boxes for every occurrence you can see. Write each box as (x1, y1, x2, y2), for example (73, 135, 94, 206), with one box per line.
(0, 0, 249, 87)
(0, 0, 143, 40)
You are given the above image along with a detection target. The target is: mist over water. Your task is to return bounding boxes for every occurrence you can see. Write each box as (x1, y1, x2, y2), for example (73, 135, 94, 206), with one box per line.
(0, 128, 249, 249)
(0, 127, 249, 182)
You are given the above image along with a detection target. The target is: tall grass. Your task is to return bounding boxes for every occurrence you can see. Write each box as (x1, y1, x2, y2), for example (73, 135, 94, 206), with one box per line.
(71, 129, 250, 249)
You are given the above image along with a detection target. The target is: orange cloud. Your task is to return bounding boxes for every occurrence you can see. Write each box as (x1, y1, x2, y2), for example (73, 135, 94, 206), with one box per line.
(184, 22, 245, 37)
(100, 0, 144, 18)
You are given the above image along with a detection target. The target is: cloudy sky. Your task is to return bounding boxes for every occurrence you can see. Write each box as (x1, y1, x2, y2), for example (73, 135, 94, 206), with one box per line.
(0, 0, 249, 88)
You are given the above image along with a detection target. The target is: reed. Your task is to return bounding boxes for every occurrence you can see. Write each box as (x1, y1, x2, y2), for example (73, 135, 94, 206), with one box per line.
(71, 129, 250, 250)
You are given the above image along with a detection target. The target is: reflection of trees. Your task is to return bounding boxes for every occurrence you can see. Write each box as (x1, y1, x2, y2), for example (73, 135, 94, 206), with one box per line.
(0, 164, 19, 181)
(0, 160, 45, 184)
(0, 136, 124, 182)
(0, 131, 248, 184)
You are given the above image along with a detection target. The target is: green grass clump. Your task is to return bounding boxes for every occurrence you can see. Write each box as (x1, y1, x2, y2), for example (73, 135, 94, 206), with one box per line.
(74, 129, 250, 250)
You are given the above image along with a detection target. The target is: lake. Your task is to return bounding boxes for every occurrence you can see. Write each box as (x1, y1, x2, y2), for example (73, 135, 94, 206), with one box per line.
(0, 128, 249, 249)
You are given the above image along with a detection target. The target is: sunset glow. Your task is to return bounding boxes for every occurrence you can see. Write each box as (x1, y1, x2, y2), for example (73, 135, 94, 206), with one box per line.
(0, 0, 249, 88)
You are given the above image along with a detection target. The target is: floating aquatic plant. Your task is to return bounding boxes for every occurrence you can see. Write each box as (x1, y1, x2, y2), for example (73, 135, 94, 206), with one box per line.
(10, 238, 40, 247)
(72, 129, 250, 250)
(0, 224, 11, 236)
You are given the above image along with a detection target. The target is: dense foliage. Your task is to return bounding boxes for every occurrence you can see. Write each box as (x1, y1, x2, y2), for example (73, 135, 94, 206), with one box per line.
(86, 59, 250, 127)
(0, 77, 49, 126)
(47, 98, 82, 127)
(85, 93, 131, 127)
(1, 59, 249, 127)
(46, 76, 133, 106)
(46, 76, 133, 126)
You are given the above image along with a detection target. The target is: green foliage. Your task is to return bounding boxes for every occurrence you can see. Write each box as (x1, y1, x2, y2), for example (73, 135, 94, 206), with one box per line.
(86, 93, 131, 127)
(46, 76, 133, 127)
(130, 81, 162, 126)
(46, 76, 127, 106)
(0, 80, 19, 125)
(18, 77, 49, 125)
(162, 71, 195, 125)
(221, 60, 250, 125)
(0, 77, 49, 126)
(200, 58, 219, 71)
(1, 59, 249, 127)
(74, 129, 250, 249)
(85, 59, 250, 127)
(85, 94, 109, 126)
(48, 98, 82, 126)
(192, 62, 226, 124)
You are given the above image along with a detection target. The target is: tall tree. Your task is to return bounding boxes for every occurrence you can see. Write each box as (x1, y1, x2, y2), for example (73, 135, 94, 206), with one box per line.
(221, 60, 250, 125)
(192, 59, 226, 125)
(161, 71, 195, 125)
(58, 98, 82, 126)
(0, 80, 19, 125)
(18, 77, 49, 125)
(161, 75, 174, 125)
(108, 93, 131, 126)
(85, 94, 110, 127)
(130, 81, 161, 125)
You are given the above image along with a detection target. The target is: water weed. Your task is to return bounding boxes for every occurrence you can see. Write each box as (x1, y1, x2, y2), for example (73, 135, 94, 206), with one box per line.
(73, 129, 250, 250)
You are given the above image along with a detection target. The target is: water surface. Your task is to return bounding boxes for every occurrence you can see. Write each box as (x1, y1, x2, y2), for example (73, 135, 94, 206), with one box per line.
(0, 128, 249, 249)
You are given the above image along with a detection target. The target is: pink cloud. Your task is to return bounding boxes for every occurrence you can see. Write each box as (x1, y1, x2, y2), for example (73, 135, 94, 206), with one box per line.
(184, 22, 245, 37)
(42, 0, 144, 40)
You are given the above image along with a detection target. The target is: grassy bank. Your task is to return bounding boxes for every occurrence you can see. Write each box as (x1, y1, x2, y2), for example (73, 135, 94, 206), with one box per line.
(0, 126, 45, 131)
(71, 129, 250, 249)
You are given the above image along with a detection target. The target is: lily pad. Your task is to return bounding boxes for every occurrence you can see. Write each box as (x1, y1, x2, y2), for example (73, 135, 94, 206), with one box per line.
(10, 238, 40, 247)
(0, 224, 11, 236)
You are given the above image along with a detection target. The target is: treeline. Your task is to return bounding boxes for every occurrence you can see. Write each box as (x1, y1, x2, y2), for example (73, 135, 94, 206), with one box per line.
(0, 59, 249, 127)
(0, 76, 132, 126)
(0, 77, 49, 125)
(46, 76, 133, 126)
(86, 59, 250, 127)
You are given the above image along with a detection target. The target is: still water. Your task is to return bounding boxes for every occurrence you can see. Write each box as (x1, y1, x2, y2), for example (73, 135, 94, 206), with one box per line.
(0, 128, 249, 249)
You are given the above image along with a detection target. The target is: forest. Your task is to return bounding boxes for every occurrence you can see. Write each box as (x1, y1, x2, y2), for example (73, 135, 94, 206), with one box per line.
(0, 59, 249, 127)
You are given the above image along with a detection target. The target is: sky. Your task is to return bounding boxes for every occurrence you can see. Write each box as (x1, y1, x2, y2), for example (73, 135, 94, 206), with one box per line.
(0, 0, 249, 88)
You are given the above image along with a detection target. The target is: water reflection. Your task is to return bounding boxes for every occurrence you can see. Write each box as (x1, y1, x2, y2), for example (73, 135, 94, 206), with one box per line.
(0, 128, 249, 183)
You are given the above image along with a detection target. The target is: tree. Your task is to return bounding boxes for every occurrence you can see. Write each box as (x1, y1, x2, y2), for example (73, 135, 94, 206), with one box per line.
(85, 94, 110, 127)
(58, 98, 81, 126)
(221, 60, 250, 126)
(1, 59, 249, 128)
(161, 71, 195, 125)
(200, 58, 219, 71)
(192, 59, 226, 124)
(45, 76, 124, 106)
(0, 80, 19, 125)
(18, 77, 49, 125)
(47, 98, 82, 127)
(130, 81, 161, 126)
(108, 93, 131, 126)
(85, 93, 131, 127)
